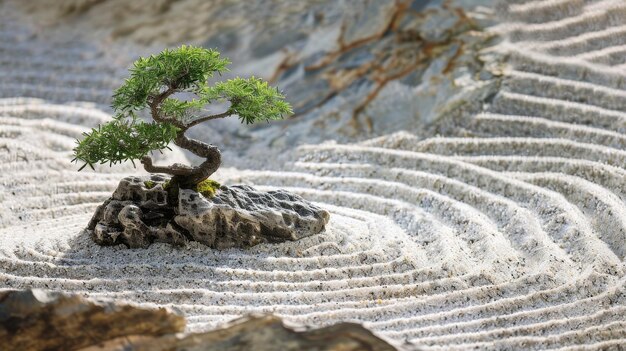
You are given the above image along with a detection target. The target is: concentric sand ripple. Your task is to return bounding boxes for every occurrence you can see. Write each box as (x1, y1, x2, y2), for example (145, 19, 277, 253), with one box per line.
(1, 1, 626, 350)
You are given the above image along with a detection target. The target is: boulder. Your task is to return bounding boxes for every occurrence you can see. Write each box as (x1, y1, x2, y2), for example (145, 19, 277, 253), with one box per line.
(0, 289, 399, 351)
(88, 175, 330, 249)
(0, 289, 185, 351)
(80, 314, 400, 351)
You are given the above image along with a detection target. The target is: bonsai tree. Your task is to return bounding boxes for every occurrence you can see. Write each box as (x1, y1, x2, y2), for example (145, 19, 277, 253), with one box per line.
(72, 45, 292, 195)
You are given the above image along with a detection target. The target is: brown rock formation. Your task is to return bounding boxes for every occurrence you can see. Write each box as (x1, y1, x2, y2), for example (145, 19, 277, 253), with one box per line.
(0, 289, 400, 351)
(0, 289, 185, 351)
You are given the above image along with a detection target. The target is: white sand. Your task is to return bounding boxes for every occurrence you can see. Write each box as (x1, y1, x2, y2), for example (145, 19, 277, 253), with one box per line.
(1, 1, 626, 350)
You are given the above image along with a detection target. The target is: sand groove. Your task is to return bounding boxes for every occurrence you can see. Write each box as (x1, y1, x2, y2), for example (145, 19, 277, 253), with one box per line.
(0, 1, 625, 350)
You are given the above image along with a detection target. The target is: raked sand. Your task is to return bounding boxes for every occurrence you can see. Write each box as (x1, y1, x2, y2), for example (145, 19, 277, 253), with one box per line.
(1, 1, 626, 350)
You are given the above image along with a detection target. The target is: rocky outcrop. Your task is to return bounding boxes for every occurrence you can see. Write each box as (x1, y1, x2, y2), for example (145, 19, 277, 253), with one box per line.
(10, 0, 496, 160)
(82, 315, 400, 351)
(88, 175, 330, 249)
(0, 289, 185, 351)
(0, 289, 399, 351)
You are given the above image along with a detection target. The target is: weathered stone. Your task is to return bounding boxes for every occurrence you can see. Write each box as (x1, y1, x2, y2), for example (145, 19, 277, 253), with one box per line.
(0, 290, 398, 351)
(0, 289, 185, 351)
(251, 29, 308, 58)
(340, 0, 398, 47)
(176, 185, 330, 249)
(78, 314, 399, 351)
(118, 204, 153, 248)
(88, 175, 330, 249)
(13, 0, 496, 163)
(112, 174, 170, 208)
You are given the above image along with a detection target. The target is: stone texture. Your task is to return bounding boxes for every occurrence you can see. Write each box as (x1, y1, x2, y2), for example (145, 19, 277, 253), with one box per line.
(88, 175, 330, 249)
(79, 314, 400, 351)
(0, 289, 398, 351)
(12, 0, 497, 164)
(0, 289, 185, 351)
(340, 0, 398, 47)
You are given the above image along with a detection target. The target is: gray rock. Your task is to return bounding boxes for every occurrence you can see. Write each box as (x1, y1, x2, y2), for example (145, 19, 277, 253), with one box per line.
(176, 185, 330, 250)
(88, 176, 330, 249)
(340, 0, 397, 47)
(13, 0, 498, 172)
(251, 29, 308, 58)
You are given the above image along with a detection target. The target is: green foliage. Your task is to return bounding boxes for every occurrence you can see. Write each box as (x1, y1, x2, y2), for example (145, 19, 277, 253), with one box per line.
(160, 97, 207, 123)
(73, 45, 292, 173)
(195, 178, 221, 198)
(112, 45, 230, 112)
(162, 179, 171, 190)
(72, 114, 179, 171)
(144, 180, 156, 189)
(202, 77, 293, 124)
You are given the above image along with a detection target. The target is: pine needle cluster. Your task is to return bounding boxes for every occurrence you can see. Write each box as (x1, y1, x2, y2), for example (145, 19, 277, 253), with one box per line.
(72, 114, 179, 171)
(112, 46, 230, 112)
(204, 77, 293, 124)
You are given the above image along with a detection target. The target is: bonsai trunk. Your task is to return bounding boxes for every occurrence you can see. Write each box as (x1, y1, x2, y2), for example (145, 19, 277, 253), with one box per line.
(141, 130, 221, 204)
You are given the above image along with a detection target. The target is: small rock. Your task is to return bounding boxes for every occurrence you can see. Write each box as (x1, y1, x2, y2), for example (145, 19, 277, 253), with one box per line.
(88, 176, 330, 249)
(118, 204, 153, 248)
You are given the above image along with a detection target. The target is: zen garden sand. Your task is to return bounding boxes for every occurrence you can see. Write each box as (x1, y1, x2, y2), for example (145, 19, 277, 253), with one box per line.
(1, 0, 625, 350)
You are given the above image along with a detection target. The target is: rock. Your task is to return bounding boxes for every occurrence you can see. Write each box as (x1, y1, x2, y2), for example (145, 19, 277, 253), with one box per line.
(0, 289, 185, 351)
(88, 175, 330, 249)
(81, 314, 400, 351)
(12, 0, 497, 169)
(118, 204, 152, 248)
(190, 315, 398, 351)
(340, 0, 398, 47)
(0, 289, 398, 351)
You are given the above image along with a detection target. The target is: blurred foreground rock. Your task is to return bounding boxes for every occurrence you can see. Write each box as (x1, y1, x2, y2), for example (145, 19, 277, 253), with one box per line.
(0, 289, 185, 351)
(81, 315, 399, 351)
(0, 289, 398, 351)
(88, 175, 330, 249)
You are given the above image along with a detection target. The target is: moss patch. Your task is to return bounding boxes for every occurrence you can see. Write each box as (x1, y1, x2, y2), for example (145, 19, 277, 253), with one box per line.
(196, 178, 221, 198)
(144, 180, 156, 189)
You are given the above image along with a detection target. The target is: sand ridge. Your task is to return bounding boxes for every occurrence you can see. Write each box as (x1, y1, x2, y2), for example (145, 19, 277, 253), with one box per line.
(1, 0, 626, 350)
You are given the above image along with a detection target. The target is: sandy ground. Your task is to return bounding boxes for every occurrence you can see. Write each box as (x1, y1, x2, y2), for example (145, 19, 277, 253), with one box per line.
(1, 1, 626, 350)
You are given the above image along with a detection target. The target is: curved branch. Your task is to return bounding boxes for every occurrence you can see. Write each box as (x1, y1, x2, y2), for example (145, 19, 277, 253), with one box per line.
(140, 156, 193, 176)
(147, 89, 188, 129)
(140, 132, 221, 188)
(171, 133, 221, 187)
(184, 110, 232, 129)
(144, 85, 222, 188)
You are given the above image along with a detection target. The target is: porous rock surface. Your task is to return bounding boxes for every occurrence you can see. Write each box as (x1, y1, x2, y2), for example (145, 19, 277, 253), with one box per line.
(88, 175, 330, 249)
